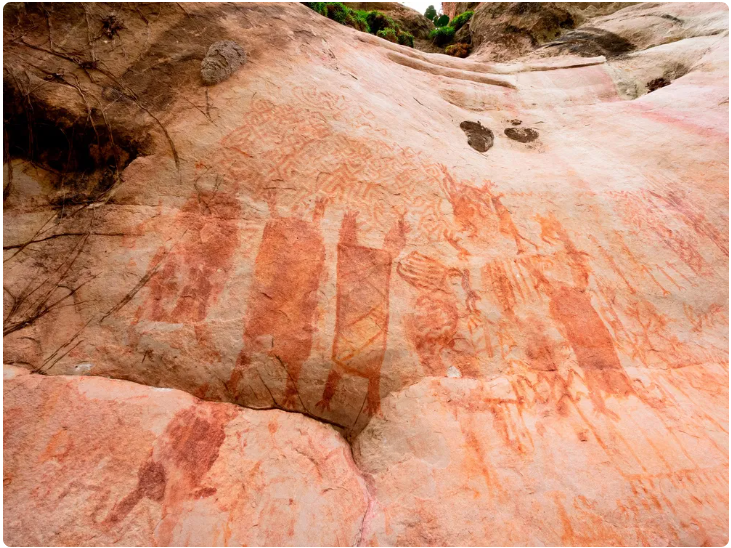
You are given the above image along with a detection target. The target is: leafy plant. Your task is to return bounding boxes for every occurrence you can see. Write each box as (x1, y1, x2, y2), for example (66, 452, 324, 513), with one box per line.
(303, 3, 416, 48)
(325, 2, 349, 24)
(445, 42, 471, 57)
(304, 2, 328, 16)
(429, 25, 455, 45)
(449, 10, 473, 31)
(377, 28, 398, 43)
(397, 30, 414, 47)
(434, 14, 450, 27)
(366, 10, 396, 34)
(424, 5, 437, 20)
(349, 9, 370, 32)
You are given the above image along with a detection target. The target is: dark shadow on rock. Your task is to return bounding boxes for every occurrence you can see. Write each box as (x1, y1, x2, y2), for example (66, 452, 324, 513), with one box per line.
(541, 27, 636, 58)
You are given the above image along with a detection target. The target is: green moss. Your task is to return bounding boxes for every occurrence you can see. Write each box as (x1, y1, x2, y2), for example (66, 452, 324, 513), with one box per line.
(429, 25, 455, 46)
(449, 10, 473, 31)
(377, 28, 398, 43)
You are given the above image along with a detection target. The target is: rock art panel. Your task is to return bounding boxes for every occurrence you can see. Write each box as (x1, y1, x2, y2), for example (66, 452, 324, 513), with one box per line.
(318, 212, 406, 418)
(355, 375, 729, 546)
(2, 3, 728, 546)
(228, 200, 326, 409)
(135, 189, 241, 324)
(398, 251, 484, 379)
(3, 366, 369, 546)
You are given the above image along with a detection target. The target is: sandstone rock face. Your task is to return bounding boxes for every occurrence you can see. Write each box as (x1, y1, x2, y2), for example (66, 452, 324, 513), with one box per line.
(354, 376, 729, 545)
(443, 2, 481, 21)
(468, 2, 634, 61)
(4, 366, 369, 546)
(3, 1, 729, 545)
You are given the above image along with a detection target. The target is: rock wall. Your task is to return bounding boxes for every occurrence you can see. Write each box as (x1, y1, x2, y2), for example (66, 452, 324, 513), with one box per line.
(3, 2, 729, 545)
(442, 2, 481, 20)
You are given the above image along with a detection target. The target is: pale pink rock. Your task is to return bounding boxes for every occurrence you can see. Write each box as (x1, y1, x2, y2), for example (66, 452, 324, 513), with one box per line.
(354, 375, 729, 545)
(3, 366, 369, 546)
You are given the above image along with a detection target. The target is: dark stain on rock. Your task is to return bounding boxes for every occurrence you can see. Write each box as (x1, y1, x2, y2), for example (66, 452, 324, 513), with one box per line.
(647, 77, 671, 92)
(460, 121, 494, 152)
(542, 27, 635, 58)
(509, 119, 522, 126)
(505, 127, 539, 143)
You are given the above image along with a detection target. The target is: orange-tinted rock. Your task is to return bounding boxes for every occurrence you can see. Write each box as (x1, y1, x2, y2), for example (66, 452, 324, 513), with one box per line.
(3, 2, 728, 545)
(3, 366, 369, 546)
(354, 375, 729, 545)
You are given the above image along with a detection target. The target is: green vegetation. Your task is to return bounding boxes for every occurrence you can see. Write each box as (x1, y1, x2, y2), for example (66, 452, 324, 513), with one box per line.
(365, 10, 394, 34)
(449, 10, 473, 31)
(397, 31, 414, 47)
(377, 28, 398, 43)
(424, 5, 437, 20)
(305, 2, 328, 16)
(376, 29, 398, 44)
(429, 25, 455, 46)
(434, 14, 450, 27)
(303, 3, 415, 48)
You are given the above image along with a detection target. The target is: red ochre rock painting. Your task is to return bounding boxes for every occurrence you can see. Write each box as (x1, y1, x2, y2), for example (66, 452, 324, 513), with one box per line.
(135, 190, 241, 324)
(3, 368, 368, 546)
(2, 2, 728, 546)
(104, 403, 231, 532)
(398, 251, 483, 379)
(317, 212, 406, 417)
(228, 205, 326, 408)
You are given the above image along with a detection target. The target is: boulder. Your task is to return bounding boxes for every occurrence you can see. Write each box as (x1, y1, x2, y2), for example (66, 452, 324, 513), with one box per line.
(3, 366, 370, 546)
(468, 2, 633, 61)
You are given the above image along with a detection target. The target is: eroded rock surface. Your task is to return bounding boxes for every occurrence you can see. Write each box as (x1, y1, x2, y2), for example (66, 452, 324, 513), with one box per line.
(3, 1, 729, 545)
(3, 366, 369, 546)
(354, 376, 729, 545)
